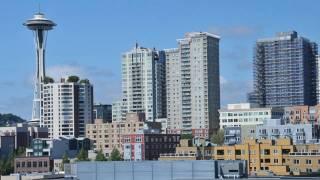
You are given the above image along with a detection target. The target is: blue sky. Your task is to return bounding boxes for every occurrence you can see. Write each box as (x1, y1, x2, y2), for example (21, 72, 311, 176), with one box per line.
(0, 0, 319, 119)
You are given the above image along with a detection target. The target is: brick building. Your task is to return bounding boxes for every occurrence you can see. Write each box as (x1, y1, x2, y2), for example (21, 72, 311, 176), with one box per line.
(122, 133, 180, 160)
(14, 156, 52, 174)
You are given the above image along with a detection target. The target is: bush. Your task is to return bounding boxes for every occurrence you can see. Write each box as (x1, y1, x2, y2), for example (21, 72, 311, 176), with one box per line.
(67, 76, 79, 83)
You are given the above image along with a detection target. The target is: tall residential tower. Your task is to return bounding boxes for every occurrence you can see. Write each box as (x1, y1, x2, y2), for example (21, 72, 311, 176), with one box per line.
(166, 32, 220, 138)
(24, 13, 56, 125)
(42, 78, 93, 139)
(252, 31, 318, 107)
(121, 45, 166, 122)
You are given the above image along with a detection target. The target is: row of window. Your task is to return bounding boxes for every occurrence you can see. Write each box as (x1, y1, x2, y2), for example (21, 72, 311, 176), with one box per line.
(16, 161, 48, 168)
(220, 111, 269, 117)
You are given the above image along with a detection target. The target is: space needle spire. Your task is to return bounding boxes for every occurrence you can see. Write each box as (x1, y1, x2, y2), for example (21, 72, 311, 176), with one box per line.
(24, 12, 56, 125)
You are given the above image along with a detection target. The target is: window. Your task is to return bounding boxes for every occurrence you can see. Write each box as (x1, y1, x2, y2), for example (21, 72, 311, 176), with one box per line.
(293, 159, 300, 164)
(282, 149, 291, 154)
(274, 159, 279, 163)
(217, 150, 224, 155)
(27, 162, 31, 168)
(33, 162, 37, 167)
(306, 159, 312, 164)
(136, 136, 142, 142)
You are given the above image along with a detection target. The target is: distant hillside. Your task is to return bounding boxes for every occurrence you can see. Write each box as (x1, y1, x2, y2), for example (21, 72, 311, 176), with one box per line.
(0, 113, 26, 127)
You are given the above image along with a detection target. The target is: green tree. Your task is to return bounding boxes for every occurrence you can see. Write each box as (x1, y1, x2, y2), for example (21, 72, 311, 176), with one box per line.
(67, 75, 80, 83)
(0, 113, 25, 127)
(0, 153, 14, 175)
(43, 76, 54, 84)
(16, 147, 25, 156)
(0, 147, 27, 175)
(211, 129, 224, 145)
(76, 148, 89, 161)
(181, 134, 193, 140)
(79, 79, 90, 84)
(95, 150, 107, 161)
(62, 153, 70, 164)
(108, 148, 121, 161)
(61, 153, 70, 171)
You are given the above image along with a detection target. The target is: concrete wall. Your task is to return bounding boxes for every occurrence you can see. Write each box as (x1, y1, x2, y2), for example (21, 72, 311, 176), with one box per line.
(65, 160, 247, 180)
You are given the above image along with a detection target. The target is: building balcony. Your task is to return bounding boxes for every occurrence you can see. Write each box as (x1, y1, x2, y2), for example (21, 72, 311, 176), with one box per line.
(224, 133, 236, 137)
(289, 152, 320, 156)
(160, 153, 197, 158)
(259, 133, 268, 137)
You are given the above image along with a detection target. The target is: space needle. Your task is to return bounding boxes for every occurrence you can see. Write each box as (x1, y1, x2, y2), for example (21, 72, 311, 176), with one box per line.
(24, 12, 56, 125)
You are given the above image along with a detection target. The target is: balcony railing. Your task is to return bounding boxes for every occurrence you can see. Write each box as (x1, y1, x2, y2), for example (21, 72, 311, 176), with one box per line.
(289, 152, 320, 156)
(160, 153, 197, 158)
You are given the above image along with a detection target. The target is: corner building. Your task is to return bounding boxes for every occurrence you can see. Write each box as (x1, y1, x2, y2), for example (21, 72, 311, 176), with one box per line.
(166, 32, 220, 138)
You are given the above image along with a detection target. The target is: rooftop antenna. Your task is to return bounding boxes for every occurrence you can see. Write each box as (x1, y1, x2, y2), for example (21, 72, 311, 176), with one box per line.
(135, 41, 138, 49)
(38, 2, 41, 13)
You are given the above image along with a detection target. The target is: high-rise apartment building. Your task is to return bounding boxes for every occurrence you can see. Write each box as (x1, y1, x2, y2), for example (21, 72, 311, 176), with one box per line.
(317, 55, 320, 103)
(252, 31, 318, 107)
(165, 48, 181, 132)
(121, 44, 166, 122)
(166, 32, 220, 138)
(42, 78, 93, 139)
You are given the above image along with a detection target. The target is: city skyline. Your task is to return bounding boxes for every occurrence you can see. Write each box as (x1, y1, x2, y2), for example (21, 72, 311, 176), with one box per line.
(0, 0, 320, 119)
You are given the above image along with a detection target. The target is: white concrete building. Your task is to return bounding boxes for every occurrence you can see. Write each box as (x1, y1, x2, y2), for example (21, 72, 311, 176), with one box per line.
(317, 55, 320, 104)
(121, 44, 166, 122)
(166, 32, 220, 138)
(219, 103, 283, 129)
(165, 48, 182, 133)
(41, 78, 93, 139)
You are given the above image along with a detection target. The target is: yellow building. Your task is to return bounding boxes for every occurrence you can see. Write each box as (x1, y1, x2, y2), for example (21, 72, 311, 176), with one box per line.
(160, 137, 320, 176)
(212, 138, 294, 176)
(287, 144, 320, 175)
(159, 139, 199, 160)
